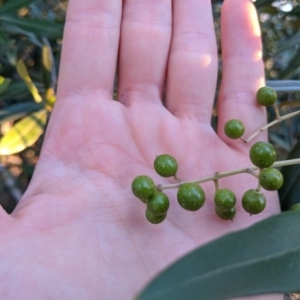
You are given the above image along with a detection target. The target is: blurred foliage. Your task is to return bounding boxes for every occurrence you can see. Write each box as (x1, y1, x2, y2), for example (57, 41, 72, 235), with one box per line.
(0, 0, 66, 210)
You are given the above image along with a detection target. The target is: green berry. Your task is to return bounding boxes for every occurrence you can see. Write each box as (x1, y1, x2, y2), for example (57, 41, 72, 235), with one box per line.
(147, 192, 170, 215)
(145, 209, 167, 224)
(177, 183, 205, 211)
(215, 206, 236, 220)
(214, 189, 236, 210)
(154, 154, 178, 177)
(256, 86, 277, 106)
(242, 189, 266, 215)
(131, 175, 156, 202)
(250, 141, 276, 168)
(290, 204, 300, 212)
(259, 168, 283, 191)
(224, 119, 245, 139)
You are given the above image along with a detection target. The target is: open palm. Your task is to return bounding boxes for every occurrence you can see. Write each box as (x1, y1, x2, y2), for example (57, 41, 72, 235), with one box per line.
(0, 0, 281, 299)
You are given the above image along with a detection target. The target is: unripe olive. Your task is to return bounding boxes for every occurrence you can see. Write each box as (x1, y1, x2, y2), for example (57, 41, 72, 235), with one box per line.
(131, 175, 156, 202)
(256, 86, 277, 106)
(215, 206, 236, 220)
(214, 189, 236, 210)
(177, 183, 205, 211)
(242, 189, 266, 215)
(147, 192, 170, 215)
(224, 119, 245, 139)
(154, 154, 178, 177)
(259, 168, 283, 191)
(145, 209, 167, 224)
(250, 141, 276, 168)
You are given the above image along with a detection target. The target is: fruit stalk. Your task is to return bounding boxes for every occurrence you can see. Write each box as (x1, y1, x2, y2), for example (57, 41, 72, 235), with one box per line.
(242, 110, 300, 143)
(157, 158, 300, 191)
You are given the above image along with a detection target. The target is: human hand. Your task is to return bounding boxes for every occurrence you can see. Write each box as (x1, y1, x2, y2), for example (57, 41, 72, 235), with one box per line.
(0, 0, 281, 299)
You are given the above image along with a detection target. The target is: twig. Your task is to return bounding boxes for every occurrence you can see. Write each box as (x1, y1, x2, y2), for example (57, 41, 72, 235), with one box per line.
(244, 110, 300, 143)
(157, 158, 300, 191)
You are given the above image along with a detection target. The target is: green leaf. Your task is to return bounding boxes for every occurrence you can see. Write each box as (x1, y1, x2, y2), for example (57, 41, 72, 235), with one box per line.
(0, 0, 35, 15)
(16, 60, 42, 103)
(274, 32, 300, 57)
(0, 76, 11, 95)
(0, 15, 64, 39)
(279, 139, 300, 211)
(0, 81, 31, 101)
(279, 49, 300, 79)
(0, 109, 47, 155)
(42, 44, 53, 89)
(0, 102, 43, 124)
(2, 22, 43, 47)
(137, 212, 300, 300)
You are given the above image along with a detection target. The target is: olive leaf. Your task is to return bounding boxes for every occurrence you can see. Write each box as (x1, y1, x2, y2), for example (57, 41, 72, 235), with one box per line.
(137, 211, 300, 300)
(0, 15, 64, 39)
(0, 0, 35, 15)
(16, 59, 43, 103)
(0, 102, 43, 124)
(42, 44, 53, 89)
(0, 109, 47, 155)
(0, 76, 11, 95)
(279, 139, 300, 211)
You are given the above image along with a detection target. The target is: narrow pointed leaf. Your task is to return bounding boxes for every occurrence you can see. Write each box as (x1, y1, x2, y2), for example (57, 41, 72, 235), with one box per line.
(0, 76, 11, 95)
(280, 49, 300, 79)
(42, 44, 53, 89)
(0, 102, 43, 124)
(274, 32, 300, 56)
(137, 212, 300, 300)
(45, 88, 56, 107)
(0, 109, 47, 155)
(0, 15, 64, 39)
(0, 0, 35, 15)
(279, 139, 300, 211)
(16, 60, 42, 103)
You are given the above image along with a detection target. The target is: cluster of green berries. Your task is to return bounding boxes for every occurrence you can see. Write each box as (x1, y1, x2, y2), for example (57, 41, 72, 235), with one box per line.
(132, 87, 285, 224)
(222, 87, 283, 214)
(131, 155, 178, 224)
(132, 144, 283, 223)
(132, 154, 207, 224)
(224, 86, 277, 140)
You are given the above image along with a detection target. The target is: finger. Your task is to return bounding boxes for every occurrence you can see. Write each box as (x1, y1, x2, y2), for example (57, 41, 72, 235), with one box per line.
(217, 0, 266, 146)
(166, 0, 218, 122)
(57, 0, 122, 99)
(118, 0, 172, 105)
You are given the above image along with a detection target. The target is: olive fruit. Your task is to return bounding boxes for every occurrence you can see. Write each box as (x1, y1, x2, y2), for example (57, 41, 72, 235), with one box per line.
(256, 86, 277, 106)
(214, 189, 236, 210)
(147, 192, 170, 215)
(177, 183, 205, 211)
(131, 175, 156, 202)
(145, 209, 167, 224)
(242, 189, 266, 215)
(250, 141, 276, 168)
(259, 168, 283, 191)
(215, 206, 236, 220)
(154, 154, 178, 177)
(224, 119, 245, 139)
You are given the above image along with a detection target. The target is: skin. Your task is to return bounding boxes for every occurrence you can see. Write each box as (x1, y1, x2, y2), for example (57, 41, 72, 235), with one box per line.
(0, 0, 283, 299)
